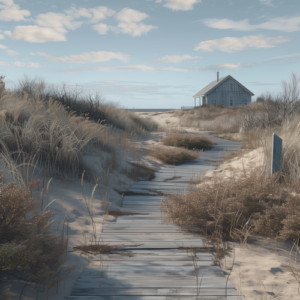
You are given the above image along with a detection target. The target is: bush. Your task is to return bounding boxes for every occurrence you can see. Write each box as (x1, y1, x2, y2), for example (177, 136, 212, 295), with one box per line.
(162, 167, 300, 242)
(146, 147, 199, 165)
(239, 73, 300, 131)
(0, 171, 74, 293)
(161, 133, 217, 150)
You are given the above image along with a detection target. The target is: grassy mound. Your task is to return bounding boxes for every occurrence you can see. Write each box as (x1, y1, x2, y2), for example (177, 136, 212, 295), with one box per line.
(162, 168, 300, 242)
(146, 147, 198, 165)
(161, 133, 217, 150)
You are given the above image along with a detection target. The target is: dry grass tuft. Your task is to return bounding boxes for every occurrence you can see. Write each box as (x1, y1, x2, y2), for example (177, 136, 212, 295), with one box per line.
(174, 105, 242, 134)
(162, 167, 300, 242)
(127, 162, 157, 181)
(161, 133, 217, 150)
(107, 210, 147, 216)
(0, 171, 75, 294)
(146, 147, 199, 165)
(71, 243, 117, 255)
(163, 176, 182, 182)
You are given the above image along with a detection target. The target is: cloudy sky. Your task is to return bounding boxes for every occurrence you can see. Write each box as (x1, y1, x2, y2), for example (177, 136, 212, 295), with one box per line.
(0, 0, 299, 108)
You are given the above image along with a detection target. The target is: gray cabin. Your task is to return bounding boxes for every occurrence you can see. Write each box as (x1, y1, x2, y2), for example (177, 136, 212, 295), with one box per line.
(193, 73, 254, 107)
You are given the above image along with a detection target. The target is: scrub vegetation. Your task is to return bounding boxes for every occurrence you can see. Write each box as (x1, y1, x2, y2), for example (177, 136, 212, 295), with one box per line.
(161, 132, 217, 150)
(146, 146, 199, 165)
(163, 72, 300, 245)
(0, 75, 159, 297)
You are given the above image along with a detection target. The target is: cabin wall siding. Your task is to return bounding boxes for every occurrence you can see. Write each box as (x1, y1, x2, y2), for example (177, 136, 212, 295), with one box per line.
(206, 78, 251, 107)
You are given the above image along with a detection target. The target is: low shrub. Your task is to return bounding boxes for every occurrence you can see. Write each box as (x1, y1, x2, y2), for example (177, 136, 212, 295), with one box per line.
(146, 147, 198, 165)
(161, 133, 217, 150)
(0, 171, 74, 293)
(162, 167, 300, 242)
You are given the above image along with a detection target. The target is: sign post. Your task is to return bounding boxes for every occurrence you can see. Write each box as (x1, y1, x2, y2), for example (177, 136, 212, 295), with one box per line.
(271, 133, 282, 174)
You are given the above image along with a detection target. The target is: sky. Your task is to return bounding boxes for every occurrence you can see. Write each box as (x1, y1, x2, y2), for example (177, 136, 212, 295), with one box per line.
(0, 0, 299, 109)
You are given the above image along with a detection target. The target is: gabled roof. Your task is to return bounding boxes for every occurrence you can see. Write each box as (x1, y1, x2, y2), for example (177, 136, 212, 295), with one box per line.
(193, 75, 254, 98)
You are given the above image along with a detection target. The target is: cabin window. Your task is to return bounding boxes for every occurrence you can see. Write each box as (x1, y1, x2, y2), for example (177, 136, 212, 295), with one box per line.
(230, 83, 234, 91)
(230, 97, 233, 107)
(243, 97, 247, 105)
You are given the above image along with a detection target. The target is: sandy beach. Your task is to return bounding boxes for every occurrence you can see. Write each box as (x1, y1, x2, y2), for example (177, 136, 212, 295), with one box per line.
(1, 110, 300, 300)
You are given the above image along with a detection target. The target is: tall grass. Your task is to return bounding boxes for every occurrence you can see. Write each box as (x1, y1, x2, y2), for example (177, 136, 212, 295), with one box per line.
(0, 75, 158, 181)
(0, 172, 74, 295)
(0, 74, 159, 298)
(174, 105, 242, 134)
(163, 73, 300, 244)
(13, 75, 158, 134)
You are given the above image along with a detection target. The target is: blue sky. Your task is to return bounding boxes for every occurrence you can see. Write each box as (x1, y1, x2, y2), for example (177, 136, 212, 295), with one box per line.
(0, 0, 299, 108)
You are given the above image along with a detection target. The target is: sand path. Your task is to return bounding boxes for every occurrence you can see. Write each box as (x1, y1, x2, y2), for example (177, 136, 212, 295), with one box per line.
(68, 132, 245, 299)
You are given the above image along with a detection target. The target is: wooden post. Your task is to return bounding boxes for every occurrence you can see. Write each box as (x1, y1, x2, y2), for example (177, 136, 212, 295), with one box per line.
(194, 98, 196, 107)
(271, 133, 282, 174)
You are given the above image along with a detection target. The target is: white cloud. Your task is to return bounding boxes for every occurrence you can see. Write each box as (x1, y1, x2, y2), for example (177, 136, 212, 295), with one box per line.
(200, 63, 249, 71)
(89, 7, 115, 23)
(0, 34, 4, 39)
(92, 23, 110, 34)
(214, 63, 242, 70)
(0, 43, 7, 49)
(35, 12, 82, 30)
(65, 6, 115, 23)
(0, 60, 40, 67)
(60, 64, 202, 73)
(194, 34, 291, 52)
(0, 0, 30, 22)
(159, 0, 200, 11)
(61, 64, 156, 73)
(202, 17, 300, 32)
(0, 0, 14, 6)
(259, 0, 273, 5)
(27, 62, 41, 68)
(116, 8, 148, 23)
(5, 26, 67, 43)
(160, 67, 188, 72)
(6, 49, 19, 55)
(116, 22, 157, 37)
(30, 51, 130, 63)
(13, 61, 25, 67)
(148, 54, 201, 63)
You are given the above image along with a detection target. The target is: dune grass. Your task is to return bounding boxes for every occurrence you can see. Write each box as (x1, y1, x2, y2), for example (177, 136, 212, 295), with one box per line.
(0, 171, 73, 295)
(0, 75, 159, 297)
(174, 105, 242, 134)
(163, 163, 300, 245)
(163, 73, 300, 244)
(0, 76, 158, 181)
(161, 133, 217, 150)
(14, 75, 158, 134)
(146, 147, 199, 165)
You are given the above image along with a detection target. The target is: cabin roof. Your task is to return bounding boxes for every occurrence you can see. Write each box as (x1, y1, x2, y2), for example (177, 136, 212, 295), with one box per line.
(193, 75, 254, 98)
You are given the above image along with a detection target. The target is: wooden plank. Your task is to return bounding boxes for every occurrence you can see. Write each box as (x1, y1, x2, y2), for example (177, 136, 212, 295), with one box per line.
(68, 133, 244, 300)
(69, 296, 246, 300)
(70, 287, 239, 296)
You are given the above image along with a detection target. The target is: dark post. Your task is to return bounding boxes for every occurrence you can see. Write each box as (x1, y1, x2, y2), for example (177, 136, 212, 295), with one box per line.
(271, 133, 282, 174)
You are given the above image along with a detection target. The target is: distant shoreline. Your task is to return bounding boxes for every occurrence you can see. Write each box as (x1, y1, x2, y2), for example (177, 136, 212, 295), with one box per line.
(124, 108, 178, 112)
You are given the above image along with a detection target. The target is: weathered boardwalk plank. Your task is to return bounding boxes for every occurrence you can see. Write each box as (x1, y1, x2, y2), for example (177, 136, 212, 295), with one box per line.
(68, 133, 245, 299)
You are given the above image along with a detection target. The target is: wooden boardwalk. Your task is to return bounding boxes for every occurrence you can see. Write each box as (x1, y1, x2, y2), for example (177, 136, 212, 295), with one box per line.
(68, 133, 246, 300)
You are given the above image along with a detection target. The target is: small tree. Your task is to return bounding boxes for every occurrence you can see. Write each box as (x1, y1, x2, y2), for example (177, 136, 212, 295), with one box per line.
(239, 73, 300, 131)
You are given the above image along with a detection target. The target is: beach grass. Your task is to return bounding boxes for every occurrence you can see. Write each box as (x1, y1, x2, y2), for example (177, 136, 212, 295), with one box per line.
(146, 147, 199, 165)
(161, 132, 217, 150)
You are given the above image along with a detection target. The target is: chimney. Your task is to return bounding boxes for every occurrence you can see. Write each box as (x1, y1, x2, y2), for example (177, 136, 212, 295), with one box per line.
(217, 72, 219, 82)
